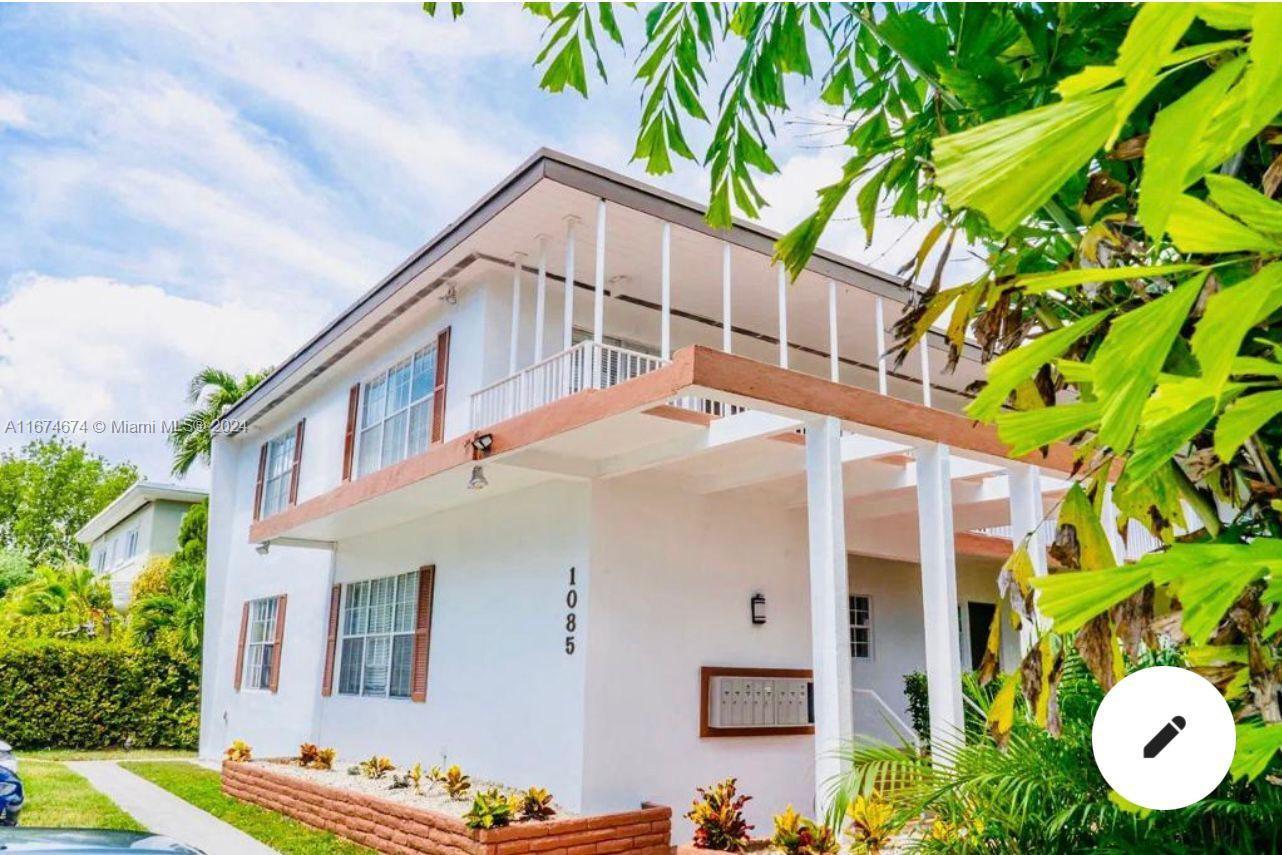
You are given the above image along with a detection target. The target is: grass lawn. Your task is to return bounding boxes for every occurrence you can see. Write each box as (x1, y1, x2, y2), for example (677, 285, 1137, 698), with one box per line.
(120, 762, 371, 855)
(20, 748, 197, 762)
(17, 759, 143, 831)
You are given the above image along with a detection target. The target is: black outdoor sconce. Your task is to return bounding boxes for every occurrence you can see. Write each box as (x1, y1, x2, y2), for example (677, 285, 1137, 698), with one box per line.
(750, 592, 766, 625)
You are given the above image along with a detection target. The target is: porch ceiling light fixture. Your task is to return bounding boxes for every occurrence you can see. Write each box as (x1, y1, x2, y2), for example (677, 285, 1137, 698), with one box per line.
(439, 282, 458, 305)
(468, 465, 489, 491)
(255, 542, 270, 556)
(750, 592, 766, 625)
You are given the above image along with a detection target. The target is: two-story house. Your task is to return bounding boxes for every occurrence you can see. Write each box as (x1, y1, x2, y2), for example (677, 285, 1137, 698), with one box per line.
(77, 481, 207, 608)
(199, 149, 1132, 831)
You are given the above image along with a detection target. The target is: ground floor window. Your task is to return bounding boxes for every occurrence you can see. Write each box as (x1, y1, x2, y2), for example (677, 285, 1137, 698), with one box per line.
(243, 597, 280, 691)
(338, 571, 419, 698)
(849, 594, 872, 659)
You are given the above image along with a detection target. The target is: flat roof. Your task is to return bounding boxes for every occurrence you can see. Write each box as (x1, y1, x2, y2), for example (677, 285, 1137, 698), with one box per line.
(225, 148, 967, 426)
(75, 481, 207, 544)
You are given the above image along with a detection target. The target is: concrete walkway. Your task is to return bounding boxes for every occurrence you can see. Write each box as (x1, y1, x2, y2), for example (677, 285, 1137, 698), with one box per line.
(67, 761, 279, 855)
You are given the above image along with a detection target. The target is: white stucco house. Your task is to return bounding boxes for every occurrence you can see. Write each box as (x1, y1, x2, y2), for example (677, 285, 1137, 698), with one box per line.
(77, 481, 207, 608)
(199, 150, 1148, 833)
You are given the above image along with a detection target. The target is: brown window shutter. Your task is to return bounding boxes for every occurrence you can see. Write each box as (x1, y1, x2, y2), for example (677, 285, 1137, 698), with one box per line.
(288, 419, 306, 506)
(252, 444, 268, 521)
(342, 384, 360, 481)
(410, 565, 436, 702)
(321, 584, 341, 697)
(268, 594, 288, 693)
(431, 327, 451, 444)
(233, 601, 249, 691)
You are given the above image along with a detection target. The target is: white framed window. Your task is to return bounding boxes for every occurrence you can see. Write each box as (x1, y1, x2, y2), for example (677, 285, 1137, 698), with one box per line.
(92, 547, 107, 573)
(849, 594, 873, 659)
(337, 571, 419, 698)
(260, 428, 296, 518)
(356, 344, 438, 478)
(122, 527, 140, 562)
(242, 597, 280, 691)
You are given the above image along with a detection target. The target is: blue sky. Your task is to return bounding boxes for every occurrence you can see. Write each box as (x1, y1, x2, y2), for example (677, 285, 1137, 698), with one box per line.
(0, 3, 943, 484)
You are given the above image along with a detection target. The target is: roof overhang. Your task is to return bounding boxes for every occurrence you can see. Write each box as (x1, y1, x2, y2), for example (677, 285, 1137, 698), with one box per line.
(75, 482, 207, 544)
(225, 149, 977, 429)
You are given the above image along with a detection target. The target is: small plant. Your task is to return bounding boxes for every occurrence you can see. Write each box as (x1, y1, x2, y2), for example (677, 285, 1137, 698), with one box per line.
(517, 786, 556, 822)
(406, 762, 425, 794)
(463, 788, 513, 829)
(685, 778, 752, 851)
(314, 747, 337, 770)
(346, 765, 361, 776)
(443, 764, 471, 800)
(298, 743, 320, 766)
(389, 773, 411, 790)
(426, 764, 445, 788)
(359, 755, 396, 779)
(770, 806, 837, 855)
(844, 793, 894, 854)
(224, 740, 252, 762)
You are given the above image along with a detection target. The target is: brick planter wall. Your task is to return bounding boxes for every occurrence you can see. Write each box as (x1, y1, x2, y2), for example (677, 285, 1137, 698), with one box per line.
(221, 761, 671, 855)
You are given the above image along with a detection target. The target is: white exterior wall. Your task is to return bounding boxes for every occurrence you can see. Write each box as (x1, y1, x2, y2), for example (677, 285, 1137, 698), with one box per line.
(315, 480, 591, 807)
(580, 479, 814, 834)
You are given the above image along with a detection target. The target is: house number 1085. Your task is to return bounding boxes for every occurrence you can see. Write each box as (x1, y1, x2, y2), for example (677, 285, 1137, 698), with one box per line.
(564, 566, 577, 655)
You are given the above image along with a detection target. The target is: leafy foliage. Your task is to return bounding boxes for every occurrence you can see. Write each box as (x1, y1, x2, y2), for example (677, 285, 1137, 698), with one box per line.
(359, 755, 396, 779)
(685, 777, 753, 852)
(129, 500, 208, 658)
(169, 366, 268, 477)
(770, 805, 837, 855)
(0, 548, 33, 599)
(225, 740, 252, 762)
(0, 438, 138, 565)
(517, 786, 556, 822)
(442, 764, 471, 800)
(463, 787, 515, 830)
(0, 638, 199, 749)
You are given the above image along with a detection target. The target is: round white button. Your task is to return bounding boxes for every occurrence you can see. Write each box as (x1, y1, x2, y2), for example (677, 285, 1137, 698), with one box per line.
(1092, 666, 1235, 810)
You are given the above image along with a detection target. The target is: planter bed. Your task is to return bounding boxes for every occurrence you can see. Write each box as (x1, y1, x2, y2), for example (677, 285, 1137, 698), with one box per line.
(222, 760, 672, 855)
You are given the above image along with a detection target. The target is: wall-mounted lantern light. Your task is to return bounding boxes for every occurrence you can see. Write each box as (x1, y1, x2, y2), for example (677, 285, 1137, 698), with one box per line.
(750, 592, 766, 625)
(467, 465, 489, 490)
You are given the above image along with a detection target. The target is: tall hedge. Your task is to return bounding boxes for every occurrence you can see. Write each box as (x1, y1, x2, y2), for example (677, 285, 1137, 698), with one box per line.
(0, 638, 199, 749)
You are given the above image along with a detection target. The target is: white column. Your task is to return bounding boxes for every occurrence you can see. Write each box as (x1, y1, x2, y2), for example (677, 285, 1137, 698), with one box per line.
(777, 265, 789, 369)
(721, 242, 732, 353)
(827, 280, 839, 382)
(593, 199, 606, 345)
(1101, 483, 1125, 565)
(508, 252, 525, 375)
(915, 442, 964, 757)
(534, 234, 548, 362)
(920, 340, 933, 407)
(660, 221, 672, 360)
(1007, 462, 1048, 651)
(563, 216, 578, 352)
(805, 415, 854, 811)
(874, 297, 888, 395)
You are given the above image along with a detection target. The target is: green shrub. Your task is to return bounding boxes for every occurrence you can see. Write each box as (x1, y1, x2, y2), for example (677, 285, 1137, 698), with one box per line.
(0, 637, 199, 749)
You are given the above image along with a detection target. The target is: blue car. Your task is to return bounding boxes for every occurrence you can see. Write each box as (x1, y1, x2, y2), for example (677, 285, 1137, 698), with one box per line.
(0, 829, 203, 852)
(0, 765, 21, 826)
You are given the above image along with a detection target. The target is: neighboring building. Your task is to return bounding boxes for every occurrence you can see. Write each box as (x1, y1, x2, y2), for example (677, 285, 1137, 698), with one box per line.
(77, 481, 207, 608)
(199, 150, 1141, 832)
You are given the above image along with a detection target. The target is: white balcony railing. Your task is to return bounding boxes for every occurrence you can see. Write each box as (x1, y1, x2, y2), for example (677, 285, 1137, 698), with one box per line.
(470, 340, 668, 429)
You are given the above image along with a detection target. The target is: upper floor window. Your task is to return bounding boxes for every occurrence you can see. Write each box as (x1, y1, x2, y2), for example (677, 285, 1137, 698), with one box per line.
(92, 547, 107, 573)
(242, 596, 280, 691)
(122, 527, 139, 562)
(259, 428, 297, 518)
(356, 343, 437, 478)
(338, 571, 420, 698)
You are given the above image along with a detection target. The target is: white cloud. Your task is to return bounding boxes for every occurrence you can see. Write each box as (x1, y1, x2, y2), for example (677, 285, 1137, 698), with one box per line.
(0, 273, 316, 483)
(0, 90, 30, 131)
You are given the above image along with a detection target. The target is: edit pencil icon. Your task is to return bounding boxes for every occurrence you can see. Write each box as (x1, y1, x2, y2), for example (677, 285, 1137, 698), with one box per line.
(1143, 715, 1187, 758)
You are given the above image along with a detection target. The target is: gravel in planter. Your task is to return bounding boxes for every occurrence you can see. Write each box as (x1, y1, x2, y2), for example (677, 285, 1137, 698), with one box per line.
(258, 760, 574, 819)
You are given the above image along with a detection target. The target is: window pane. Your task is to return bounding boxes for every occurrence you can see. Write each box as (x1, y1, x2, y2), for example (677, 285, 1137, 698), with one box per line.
(390, 635, 414, 698)
(338, 638, 364, 694)
(343, 582, 368, 635)
(362, 376, 387, 428)
(387, 361, 412, 412)
(411, 348, 436, 401)
(258, 642, 275, 688)
(368, 577, 395, 634)
(357, 426, 381, 477)
(362, 636, 391, 695)
(381, 410, 408, 468)
(407, 400, 431, 457)
(394, 572, 418, 632)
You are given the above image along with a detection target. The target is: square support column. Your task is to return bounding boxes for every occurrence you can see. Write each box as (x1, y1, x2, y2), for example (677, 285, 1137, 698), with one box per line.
(915, 442, 964, 757)
(805, 415, 854, 811)
(1008, 462, 1048, 650)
